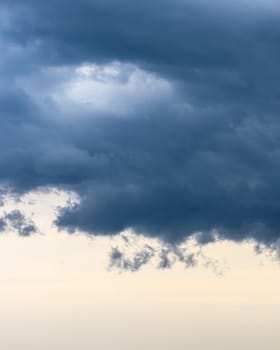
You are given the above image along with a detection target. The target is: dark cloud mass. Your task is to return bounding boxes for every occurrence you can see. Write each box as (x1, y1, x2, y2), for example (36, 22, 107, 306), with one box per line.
(1, 0, 280, 244)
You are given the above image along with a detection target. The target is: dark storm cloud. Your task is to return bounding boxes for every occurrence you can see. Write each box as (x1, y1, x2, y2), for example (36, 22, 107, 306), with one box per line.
(2, 0, 280, 86)
(54, 108, 280, 244)
(1, 0, 280, 244)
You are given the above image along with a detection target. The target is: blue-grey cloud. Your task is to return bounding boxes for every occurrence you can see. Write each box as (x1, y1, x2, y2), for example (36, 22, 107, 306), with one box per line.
(0, 218, 6, 232)
(108, 232, 225, 273)
(0, 210, 37, 236)
(1, 0, 280, 245)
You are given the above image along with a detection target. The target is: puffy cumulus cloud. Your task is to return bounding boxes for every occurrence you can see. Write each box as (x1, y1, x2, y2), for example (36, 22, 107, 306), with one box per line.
(1, 0, 280, 247)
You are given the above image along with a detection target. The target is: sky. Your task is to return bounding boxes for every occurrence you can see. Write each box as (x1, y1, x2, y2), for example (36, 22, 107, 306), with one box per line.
(0, 0, 280, 349)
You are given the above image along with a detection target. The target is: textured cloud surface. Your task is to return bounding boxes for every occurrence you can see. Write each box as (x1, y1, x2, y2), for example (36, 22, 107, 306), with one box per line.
(1, 0, 280, 244)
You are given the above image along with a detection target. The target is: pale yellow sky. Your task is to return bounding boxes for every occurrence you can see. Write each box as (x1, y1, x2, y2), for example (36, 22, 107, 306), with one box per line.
(0, 190, 279, 350)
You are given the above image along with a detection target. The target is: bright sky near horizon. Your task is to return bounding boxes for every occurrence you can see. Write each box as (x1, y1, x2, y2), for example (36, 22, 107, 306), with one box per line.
(0, 191, 279, 350)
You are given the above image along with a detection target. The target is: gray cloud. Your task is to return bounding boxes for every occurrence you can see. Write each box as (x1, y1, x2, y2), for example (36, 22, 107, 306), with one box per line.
(108, 232, 225, 273)
(109, 246, 155, 272)
(1, 1, 280, 245)
(0, 210, 37, 236)
(0, 218, 6, 232)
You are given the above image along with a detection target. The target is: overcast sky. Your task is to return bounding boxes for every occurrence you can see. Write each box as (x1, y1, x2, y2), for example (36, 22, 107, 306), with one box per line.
(0, 0, 280, 349)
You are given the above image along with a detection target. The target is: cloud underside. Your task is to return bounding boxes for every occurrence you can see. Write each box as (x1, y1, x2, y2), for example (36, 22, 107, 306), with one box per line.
(1, 0, 280, 245)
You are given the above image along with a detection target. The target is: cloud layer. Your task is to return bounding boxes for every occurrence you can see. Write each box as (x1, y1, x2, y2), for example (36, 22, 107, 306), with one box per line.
(1, 0, 280, 244)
